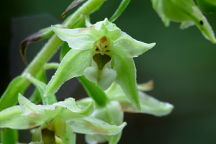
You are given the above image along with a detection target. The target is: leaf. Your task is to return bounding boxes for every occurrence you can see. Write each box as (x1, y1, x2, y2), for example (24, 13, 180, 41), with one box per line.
(78, 76, 108, 106)
(20, 26, 54, 63)
(61, 0, 86, 17)
(114, 32, 155, 57)
(109, 0, 131, 22)
(45, 49, 93, 98)
(0, 76, 28, 111)
(68, 117, 126, 135)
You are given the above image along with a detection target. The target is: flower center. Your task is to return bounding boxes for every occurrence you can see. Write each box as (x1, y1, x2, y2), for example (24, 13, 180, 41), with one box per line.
(95, 36, 110, 55)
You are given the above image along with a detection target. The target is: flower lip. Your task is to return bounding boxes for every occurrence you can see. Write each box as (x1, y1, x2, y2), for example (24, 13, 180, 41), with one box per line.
(93, 54, 111, 70)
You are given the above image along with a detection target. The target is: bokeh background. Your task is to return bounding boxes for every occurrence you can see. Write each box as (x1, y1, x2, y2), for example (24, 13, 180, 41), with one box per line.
(1, 0, 216, 143)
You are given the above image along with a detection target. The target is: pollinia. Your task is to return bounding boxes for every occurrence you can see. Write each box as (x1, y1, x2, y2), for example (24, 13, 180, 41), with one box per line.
(0, 0, 215, 143)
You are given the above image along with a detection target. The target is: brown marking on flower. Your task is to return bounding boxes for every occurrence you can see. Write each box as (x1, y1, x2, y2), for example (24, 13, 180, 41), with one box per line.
(119, 102, 138, 113)
(29, 122, 37, 128)
(28, 113, 39, 118)
(100, 36, 107, 43)
(85, 121, 108, 134)
(42, 128, 56, 144)
(78, 25, 94, 32)
(96, 47, 100, 51)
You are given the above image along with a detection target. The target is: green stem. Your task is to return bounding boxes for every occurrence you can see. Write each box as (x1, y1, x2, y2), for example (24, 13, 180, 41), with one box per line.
(1, 129, 18, 144)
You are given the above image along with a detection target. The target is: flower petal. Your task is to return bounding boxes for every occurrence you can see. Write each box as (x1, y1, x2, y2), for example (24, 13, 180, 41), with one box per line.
(0, 95, 94, 129)
(52, 26, 95, 50)
(84, 62, 117, 90)
(113, 32, 155, 57)
(68, 117, 126, 135)
(111, 51, 140, 109)
(122, 92, 174, 116)
(89, 101, 124, 144)
(45, 49, 93, 97)
(106, 83, 174, 116)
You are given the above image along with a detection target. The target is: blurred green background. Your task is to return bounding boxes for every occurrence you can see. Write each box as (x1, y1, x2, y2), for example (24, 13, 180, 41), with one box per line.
(1, 0, 216, 143)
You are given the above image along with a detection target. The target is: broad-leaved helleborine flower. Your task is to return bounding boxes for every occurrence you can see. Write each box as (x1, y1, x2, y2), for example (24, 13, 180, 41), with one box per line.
(0, 95, 126, 144)
(45, 18, 155, 109)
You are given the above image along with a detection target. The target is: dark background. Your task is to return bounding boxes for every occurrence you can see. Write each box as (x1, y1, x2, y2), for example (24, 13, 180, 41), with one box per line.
(1, 0, 216, 143)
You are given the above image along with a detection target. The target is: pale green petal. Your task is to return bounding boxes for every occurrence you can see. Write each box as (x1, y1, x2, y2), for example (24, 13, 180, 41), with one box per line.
(68, 117, 126, 135)
(121, 92, 174, 116)
(94, 18, 122, 41)
(52, 26, 95, 50)
(111, 50, 140, 109)
(92, 101, 123, 125)
(0, 106, 22, 122)
(45, 49, 93, 97)
(0, 95, 93, 129)
(105, 83, 126, 101)
(106, 83, 173, 116)
(85, 133, 122, 144)
(180, 21, 194, 29)
(89, 101, 124, 144)
(0, 95, 56, 129)
(52, 98, 94, 120)
(113, 32, 155, 57)
(84, 62, 117, 90)
(85, 134, 106, 144)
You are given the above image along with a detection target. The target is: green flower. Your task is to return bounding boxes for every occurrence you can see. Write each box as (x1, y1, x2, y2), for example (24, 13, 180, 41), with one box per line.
(85, 101, 124, 144)
(0, 95, 126, 144)
(78, 82, 173, 144)
(45, 18, 155, 109)
(105, 83, 174, 116)
(151, 0, 216, 43)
